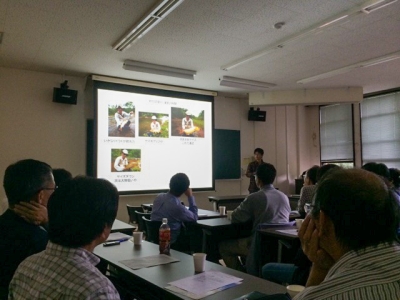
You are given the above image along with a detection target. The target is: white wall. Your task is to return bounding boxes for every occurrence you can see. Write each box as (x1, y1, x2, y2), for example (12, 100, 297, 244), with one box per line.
(0, 67, 320, 221)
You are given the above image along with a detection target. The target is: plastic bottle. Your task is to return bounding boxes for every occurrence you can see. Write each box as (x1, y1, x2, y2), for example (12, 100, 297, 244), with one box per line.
(159, 218, 171, 255)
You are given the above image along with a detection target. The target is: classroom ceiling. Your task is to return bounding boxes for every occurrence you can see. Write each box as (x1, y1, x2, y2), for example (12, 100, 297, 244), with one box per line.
(1, 0, 400, 95)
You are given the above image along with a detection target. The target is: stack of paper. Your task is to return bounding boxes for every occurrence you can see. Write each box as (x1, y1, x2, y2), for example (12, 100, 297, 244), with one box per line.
(165, 270, 243, 299)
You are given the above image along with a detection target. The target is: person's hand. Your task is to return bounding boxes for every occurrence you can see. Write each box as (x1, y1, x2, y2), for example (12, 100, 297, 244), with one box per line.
(13, 201, 48, 226)
(298, 215, 334, 270)
(184, 188, 193, 197)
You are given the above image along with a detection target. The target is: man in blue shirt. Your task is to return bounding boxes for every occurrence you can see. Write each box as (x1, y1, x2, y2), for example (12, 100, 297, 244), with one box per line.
(151, 173, 198, 243)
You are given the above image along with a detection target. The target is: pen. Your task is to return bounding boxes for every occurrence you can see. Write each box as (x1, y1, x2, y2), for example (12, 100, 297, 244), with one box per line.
(106, 237, 130, 243)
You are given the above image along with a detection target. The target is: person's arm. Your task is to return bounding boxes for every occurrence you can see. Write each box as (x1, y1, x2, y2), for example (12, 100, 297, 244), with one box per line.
(174, 189, 198, 222)
(231, 196, 252, 223)
(12, 201, 48, 226)
(189, 119, 194, 129)
(115, 113, 121, 126)
(182, 118, 186, 130)
(114, 157, 124, 171)
(245, 162, 255, 178)
(298, 215, 335, 287)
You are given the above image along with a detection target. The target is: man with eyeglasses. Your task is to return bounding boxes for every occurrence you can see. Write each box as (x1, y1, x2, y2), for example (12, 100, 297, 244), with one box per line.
(294, 168, 400, 299)
(0, 159, 54, 299)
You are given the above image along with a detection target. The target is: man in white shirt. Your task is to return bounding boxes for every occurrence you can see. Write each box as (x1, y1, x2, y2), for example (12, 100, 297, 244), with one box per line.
(114, 106, 133, 132)
(114, 149, 129, 172)
(149, 116, 161, 136)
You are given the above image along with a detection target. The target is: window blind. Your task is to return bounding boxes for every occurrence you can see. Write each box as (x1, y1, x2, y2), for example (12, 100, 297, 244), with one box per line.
(361, 91, 400, 169)
(320, 104, 354, 162)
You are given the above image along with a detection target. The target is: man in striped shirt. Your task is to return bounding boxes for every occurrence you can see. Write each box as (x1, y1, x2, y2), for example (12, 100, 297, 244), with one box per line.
(295, 168, 400, 300)
(9, 177, 121, 299)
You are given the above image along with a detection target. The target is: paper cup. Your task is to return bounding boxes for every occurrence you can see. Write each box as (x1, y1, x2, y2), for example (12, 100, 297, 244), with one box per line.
(226, 210, 233, 220)
(133, 231, 143, 245)
(286, 285, 305, 297)
(193, 253, 207, 272)
(219, 206, 226, 215)
(295, 219, 304, 230)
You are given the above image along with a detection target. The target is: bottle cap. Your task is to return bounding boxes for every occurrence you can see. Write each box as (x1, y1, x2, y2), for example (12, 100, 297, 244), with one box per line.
(162, 218, 168, 223)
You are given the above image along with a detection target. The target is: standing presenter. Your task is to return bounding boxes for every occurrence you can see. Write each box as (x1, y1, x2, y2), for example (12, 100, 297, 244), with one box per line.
(246, 148, 264, 194)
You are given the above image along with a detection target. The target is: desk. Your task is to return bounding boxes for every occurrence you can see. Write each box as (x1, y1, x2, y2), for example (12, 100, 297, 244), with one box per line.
(94, 240, 285, 299)
(257, 225, 300, 270)
(208, 195, 247, 211)
(142, 204, 223, 220)
(196, 218, 252, 263)
(111, 219, 135, 235)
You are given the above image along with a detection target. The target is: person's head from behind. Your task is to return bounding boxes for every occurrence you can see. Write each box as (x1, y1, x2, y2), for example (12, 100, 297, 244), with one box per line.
(3, 159, 54, 208)
(254, 148, 264, 162)
(389, 168, 400, 188)
(52, 168, 72, 187)
(362, 162, 390, 180)
(169, 173, 190, 197)
(48, 176, 119, 248)
(304, 165, 319, 186)
(311, 168, 399, 254)
(316, 164, 340, 182)
(256, 163, 276, 186)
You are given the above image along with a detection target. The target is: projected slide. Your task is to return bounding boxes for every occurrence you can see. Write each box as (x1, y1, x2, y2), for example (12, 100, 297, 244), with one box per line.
(96, 88, 213, 193)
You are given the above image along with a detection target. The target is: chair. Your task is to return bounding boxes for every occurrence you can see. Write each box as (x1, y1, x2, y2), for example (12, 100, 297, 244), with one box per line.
(126, 204, 143, 225)
(134, 210, 151, 234)
(143, 216, 161, 244)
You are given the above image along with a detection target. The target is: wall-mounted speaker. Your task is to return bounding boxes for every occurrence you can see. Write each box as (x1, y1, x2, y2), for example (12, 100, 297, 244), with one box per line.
(248, 109, 266, 121)
(53, 87, 77, 105)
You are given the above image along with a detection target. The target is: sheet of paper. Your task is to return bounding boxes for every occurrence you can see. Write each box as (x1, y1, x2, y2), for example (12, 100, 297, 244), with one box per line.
(106, 232, 131, 241)
(275, 229, 298, 237)
(168, 270, 242, 296)
(120, 254, 179, 270)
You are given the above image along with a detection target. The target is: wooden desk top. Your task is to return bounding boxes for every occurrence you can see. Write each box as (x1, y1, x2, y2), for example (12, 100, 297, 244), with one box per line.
(142, 204, 223, 220)
(208, 195, 247, 201)
(94, 240, 285, 299)
(258, 225, 299, 240)
(111, 219, 134, 233)
(196, 217, 232, 229)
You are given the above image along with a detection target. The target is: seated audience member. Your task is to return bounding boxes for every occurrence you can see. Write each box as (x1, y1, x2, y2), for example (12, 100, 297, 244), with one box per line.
(0, 159, 54, 299)
(390, 168, 400, 197)
(12, 168, 73, 226)
(297, 165, 319, 217)
(362, 162, 391, 181)
(219, 163, 291, 270)
(151, 173, 198, 244)
(294, 168, 400, 299)
(9, 176, 120, 299)
(52, 168, 73, 186)
(262, 164, 340, 283)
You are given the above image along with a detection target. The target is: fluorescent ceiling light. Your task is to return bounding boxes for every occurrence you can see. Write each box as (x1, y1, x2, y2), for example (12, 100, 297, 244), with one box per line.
(362, 0, 398, 13)
(221, 0, 397, 71)
(297, 51, 400, 84)
(113, 0, 184, 51)
(220, 76, 276, 90)
(123, 60, 196, 80)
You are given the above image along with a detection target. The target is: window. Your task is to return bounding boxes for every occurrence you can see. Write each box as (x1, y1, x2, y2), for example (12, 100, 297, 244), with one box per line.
(320, 104, 354, 164)
(361, 91, 400, 169)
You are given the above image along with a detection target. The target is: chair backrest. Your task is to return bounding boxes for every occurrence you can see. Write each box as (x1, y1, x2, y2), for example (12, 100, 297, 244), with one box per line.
(143, 216, 162, 244)
(126, 204, 143, 224)
(135, 210, 151, 233)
